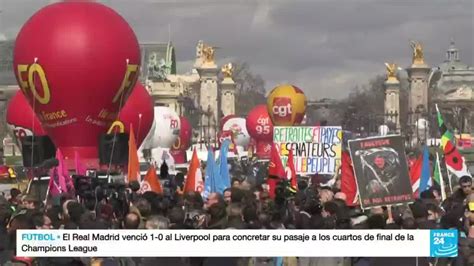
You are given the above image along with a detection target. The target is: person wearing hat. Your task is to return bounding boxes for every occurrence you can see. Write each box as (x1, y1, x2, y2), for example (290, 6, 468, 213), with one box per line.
(21, 193, 41, 211)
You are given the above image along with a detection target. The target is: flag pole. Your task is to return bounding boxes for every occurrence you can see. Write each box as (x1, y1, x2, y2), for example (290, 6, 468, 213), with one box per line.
(436, 104, 453, 195)
(444, 160, 453, 195)
(436, 152, 446, 201)
(43, 181, 50, 206)
(137, 113, 143, 145)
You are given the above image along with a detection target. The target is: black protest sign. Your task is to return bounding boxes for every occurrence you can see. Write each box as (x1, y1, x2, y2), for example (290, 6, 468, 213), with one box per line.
(348, 135, 413, 209)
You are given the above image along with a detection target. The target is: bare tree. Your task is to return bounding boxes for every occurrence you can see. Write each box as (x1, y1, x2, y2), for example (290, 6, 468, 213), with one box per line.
(231, 62, 266, 116)
(338, 74, 409, 134)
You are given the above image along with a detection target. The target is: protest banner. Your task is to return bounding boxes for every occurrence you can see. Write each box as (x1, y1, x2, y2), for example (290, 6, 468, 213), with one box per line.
(348, 135, 413, 209)
(273, 126, 342, 175)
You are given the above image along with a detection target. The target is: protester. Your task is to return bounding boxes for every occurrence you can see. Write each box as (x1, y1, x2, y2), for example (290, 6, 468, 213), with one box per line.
(1, 155, 472, 266)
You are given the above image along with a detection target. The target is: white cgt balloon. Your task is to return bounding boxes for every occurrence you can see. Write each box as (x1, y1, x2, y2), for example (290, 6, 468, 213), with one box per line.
(222, 117, 250, 148)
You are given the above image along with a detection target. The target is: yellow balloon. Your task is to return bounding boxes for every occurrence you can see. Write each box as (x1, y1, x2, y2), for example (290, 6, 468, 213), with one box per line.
(267, 84, 307, 126)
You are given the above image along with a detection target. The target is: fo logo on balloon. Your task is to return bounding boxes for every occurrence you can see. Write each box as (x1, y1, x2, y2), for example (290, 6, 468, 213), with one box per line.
(17, 63, 51, 105)
(170, 119, 179, 129)
(172, 137, 181, 150)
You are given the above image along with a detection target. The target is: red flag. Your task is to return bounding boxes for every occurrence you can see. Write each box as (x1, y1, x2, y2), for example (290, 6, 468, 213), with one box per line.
(409, 154, 423, 198)
(286, 149, 297, 189)
(341, 151, 358, 206)
(56, 149, 75, 193)
(127, 126, 140, 183)
(74, 150, 87, 176)
(140, 165, 163, 194)
(48, 168, 64, 197)
(184, 149, 204, 193)
(48, 149, 68, 198)
(267, 143, 285, 199)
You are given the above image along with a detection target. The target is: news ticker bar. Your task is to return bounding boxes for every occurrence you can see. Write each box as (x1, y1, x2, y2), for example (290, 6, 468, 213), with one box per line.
(17, 229, 457, 258)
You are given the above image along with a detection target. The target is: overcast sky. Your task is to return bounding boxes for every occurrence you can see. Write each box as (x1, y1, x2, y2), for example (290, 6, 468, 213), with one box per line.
(1, 0, 473, 100)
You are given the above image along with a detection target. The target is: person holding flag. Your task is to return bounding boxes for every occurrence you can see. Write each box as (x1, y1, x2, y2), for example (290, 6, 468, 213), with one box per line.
(436, 104, 472, 206)
(285, 149, 297, 193)
(409, 146, 431, 198)
(267, 144, 286, 199)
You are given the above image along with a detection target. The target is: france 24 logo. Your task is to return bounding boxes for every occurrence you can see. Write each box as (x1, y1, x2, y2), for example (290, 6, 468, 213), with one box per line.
(272, 97, 292, 122)
(430, 229, 458, 258)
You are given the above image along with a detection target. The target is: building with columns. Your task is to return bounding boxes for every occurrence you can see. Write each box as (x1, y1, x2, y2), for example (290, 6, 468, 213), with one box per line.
(0, 40, 21, 159)
(220, 63, 236, 117)
(383, 63, 400, 130)
(407, 41, 431, 113)
(431, 40, 474, 134)
(0, 40, 17, 99)
(394, 39, 474, 147)
(142, 40, 236, 144)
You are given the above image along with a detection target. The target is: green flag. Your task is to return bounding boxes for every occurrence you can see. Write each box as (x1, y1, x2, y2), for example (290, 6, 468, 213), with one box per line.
(433, 154, 440, 185)
(435, 104, 471, 178)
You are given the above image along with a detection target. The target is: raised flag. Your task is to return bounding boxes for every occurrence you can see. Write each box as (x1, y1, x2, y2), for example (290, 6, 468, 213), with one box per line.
(140, 165, 162, 194)
(341, 151, 357, 206)
(285, 149, 297, 190)
(419, 146, 431, 193)
(74, 150, 87, 176)
(56, 149, 74, 194)
(434, 152, 447, 201)
(203, 146, 216, 199)
(184, 149, 204, 193)
(267, 143, 285, 199)
(409, 153, 422, 198)
(48, 162, 67, 198)
(218, 139, 231, 193)
(127, 126, 140, 183)
(48, 168, 65, 197)
(436, 104, 471, 178)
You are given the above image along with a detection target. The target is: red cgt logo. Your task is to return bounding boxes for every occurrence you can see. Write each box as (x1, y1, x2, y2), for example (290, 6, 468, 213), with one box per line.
(272, 97, 292, 122)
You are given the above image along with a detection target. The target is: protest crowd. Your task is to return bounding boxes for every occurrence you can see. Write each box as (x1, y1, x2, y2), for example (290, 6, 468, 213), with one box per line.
(0, 156, 473, 266)
(1, 1, 474, 266)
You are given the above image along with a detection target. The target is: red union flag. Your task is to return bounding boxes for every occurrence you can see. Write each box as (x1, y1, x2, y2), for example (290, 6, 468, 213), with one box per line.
(272, 97, 292, 122)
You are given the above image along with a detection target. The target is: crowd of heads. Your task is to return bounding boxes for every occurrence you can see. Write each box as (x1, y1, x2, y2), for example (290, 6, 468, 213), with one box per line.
(0, 160, 473, 265)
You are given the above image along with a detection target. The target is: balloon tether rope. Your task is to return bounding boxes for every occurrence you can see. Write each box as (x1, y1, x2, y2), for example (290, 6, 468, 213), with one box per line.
(107, 58, 130, 183)
(31, 58, 38, 175)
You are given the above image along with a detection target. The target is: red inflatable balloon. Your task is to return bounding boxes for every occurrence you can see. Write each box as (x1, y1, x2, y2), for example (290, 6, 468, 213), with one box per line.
(246, 105, 273, 142)
(255, 141, 272, 159)
(107, 83, 154, 148)
(170, 116, 192, 164)
(13, 2, 140, 161)
(6, 90, 46, 142)
(246, 105, 273, 159)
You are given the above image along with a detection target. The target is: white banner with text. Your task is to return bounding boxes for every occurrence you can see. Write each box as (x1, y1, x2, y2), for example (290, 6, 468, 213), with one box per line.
(17, 229, 458, 258)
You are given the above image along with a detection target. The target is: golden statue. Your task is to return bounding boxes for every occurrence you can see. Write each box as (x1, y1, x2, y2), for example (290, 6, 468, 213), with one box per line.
(410, 40, 424, 65)
(384, 62, 398, 81)
(221, 63, 233, 78)
(202, 45, 215, 64)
